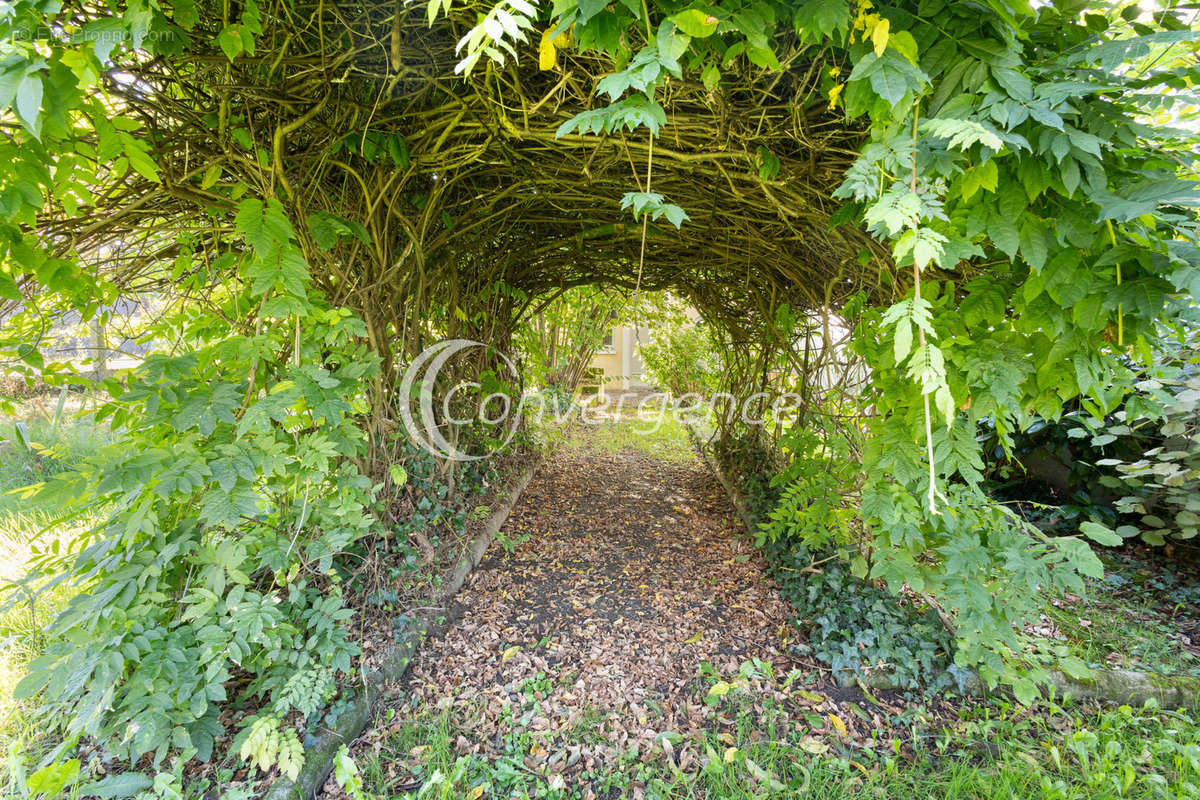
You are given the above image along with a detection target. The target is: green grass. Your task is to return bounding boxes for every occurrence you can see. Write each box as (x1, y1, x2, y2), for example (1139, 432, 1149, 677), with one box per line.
(1046, 597, 1199, 677)
(566, 411, 695, 462)
(0, 412, 108, 779)
(1039, 556, 1200, 677)
(346, 669, 1200, 800)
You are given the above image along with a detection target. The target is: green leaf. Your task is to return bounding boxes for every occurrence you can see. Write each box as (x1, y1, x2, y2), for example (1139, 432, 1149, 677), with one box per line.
(656, 21, 691, 67)
(15, 73, 43, 136)
(1027, 103, 1063, 131)
(1057, 537, 1104, 579)
(921, 118, 1003, 152)
(218, 24, 245, 60)
(577, 0, 608, 23)
(0, 270, 21, 301)
(308, 211, 370, 249)
(172, 0, 200, 28)
(868, 57, 919, 107)
(668, 9, 719, 37)
(236, 197, 294, 255)
(1096, 178, 1200, 222)
(389, 464, 408, 487)
(1018, 218, 1047, 270)
(893, 317, 912, 364)
(889, 31, 919, 65)
(619, 191, 690, 228)
(793, 0, 848, 40)
(961, 159, 998, 201)
(746, 45, 781, 70)
(990, 67, 1031, 101)
(556, 94, 668, 138)
(200, 486, 263, 530)
(1080, 521, 1122, 547)
(121, 135, 161, 183)
(988, 214, 1019, 258)
(17, 343, 44, 370)
(1058, 656, 1092, 680)
(1010, 676, 1038, 705)
(912, 228, 947, 270)
(960, 37, 1021, 68)
(76, 19, 127, 62)
(78, 773, 154, 799)
(28, 760, 80, 797)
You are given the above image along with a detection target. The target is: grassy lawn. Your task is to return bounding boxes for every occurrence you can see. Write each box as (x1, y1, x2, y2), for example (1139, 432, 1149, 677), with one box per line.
(1038, 550, 1200, 678)
(346, 670, 1199, 800)
(566, 399, 695, 462)
(0, 408, 107, 776)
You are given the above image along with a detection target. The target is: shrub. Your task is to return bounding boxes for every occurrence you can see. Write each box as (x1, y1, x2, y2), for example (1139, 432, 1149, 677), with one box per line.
(982, 334, 1200, 549)
(1092, 338, 1200, 547)
(4, 202, 385, 783)
(721, 425, 953, 690)
(639, 321, 721, 397)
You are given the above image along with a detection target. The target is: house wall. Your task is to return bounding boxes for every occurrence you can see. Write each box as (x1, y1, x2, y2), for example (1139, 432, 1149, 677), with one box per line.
(588, 324, 650, 393)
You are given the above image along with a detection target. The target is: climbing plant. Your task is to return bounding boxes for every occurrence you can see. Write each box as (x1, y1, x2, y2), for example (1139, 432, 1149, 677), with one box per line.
(0, 0, 1198, 786)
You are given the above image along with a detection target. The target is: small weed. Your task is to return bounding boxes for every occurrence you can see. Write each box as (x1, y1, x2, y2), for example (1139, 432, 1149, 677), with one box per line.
(495, 529, 532, 555)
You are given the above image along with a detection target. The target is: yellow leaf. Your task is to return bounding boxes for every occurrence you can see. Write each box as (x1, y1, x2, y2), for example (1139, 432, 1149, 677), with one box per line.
(708, 680, 732, 697)
(723, 747, 738, 763)
(538, 29, 558, 71)
(828, 713, 849, 736)
(538, 25, 573, 71)
(683, 631, 704, 644)
(853, 4, 875, 33)
(799, 736, 829, 754)
(872, 17, 890, 57)
(501, 645, 520, 661)
(467, 787, 485, 800)
(827, 83, 844, 110)
(717, 732, 736, 746)
(850, 760, 871, 778)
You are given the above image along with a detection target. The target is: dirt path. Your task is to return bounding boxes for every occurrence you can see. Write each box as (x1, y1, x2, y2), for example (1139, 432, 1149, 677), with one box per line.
(342, 426, 803, 793)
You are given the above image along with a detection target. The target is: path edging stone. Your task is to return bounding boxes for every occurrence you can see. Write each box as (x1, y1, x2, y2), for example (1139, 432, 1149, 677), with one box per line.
(261, 458, 540, 800)
(686, 427, 1200, 712)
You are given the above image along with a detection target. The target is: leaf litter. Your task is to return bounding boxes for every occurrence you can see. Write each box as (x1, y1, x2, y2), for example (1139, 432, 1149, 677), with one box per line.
(330, 421, 941, 797)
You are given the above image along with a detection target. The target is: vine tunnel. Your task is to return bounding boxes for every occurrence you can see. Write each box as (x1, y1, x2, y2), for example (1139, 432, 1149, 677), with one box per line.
(9, 1, 1200, 785)
(44, 0, 901, 415)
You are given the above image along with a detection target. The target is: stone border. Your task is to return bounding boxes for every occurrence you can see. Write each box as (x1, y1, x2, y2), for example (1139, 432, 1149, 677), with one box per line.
(687, 428, 1200, 712)
(261, 458, 540, 800)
